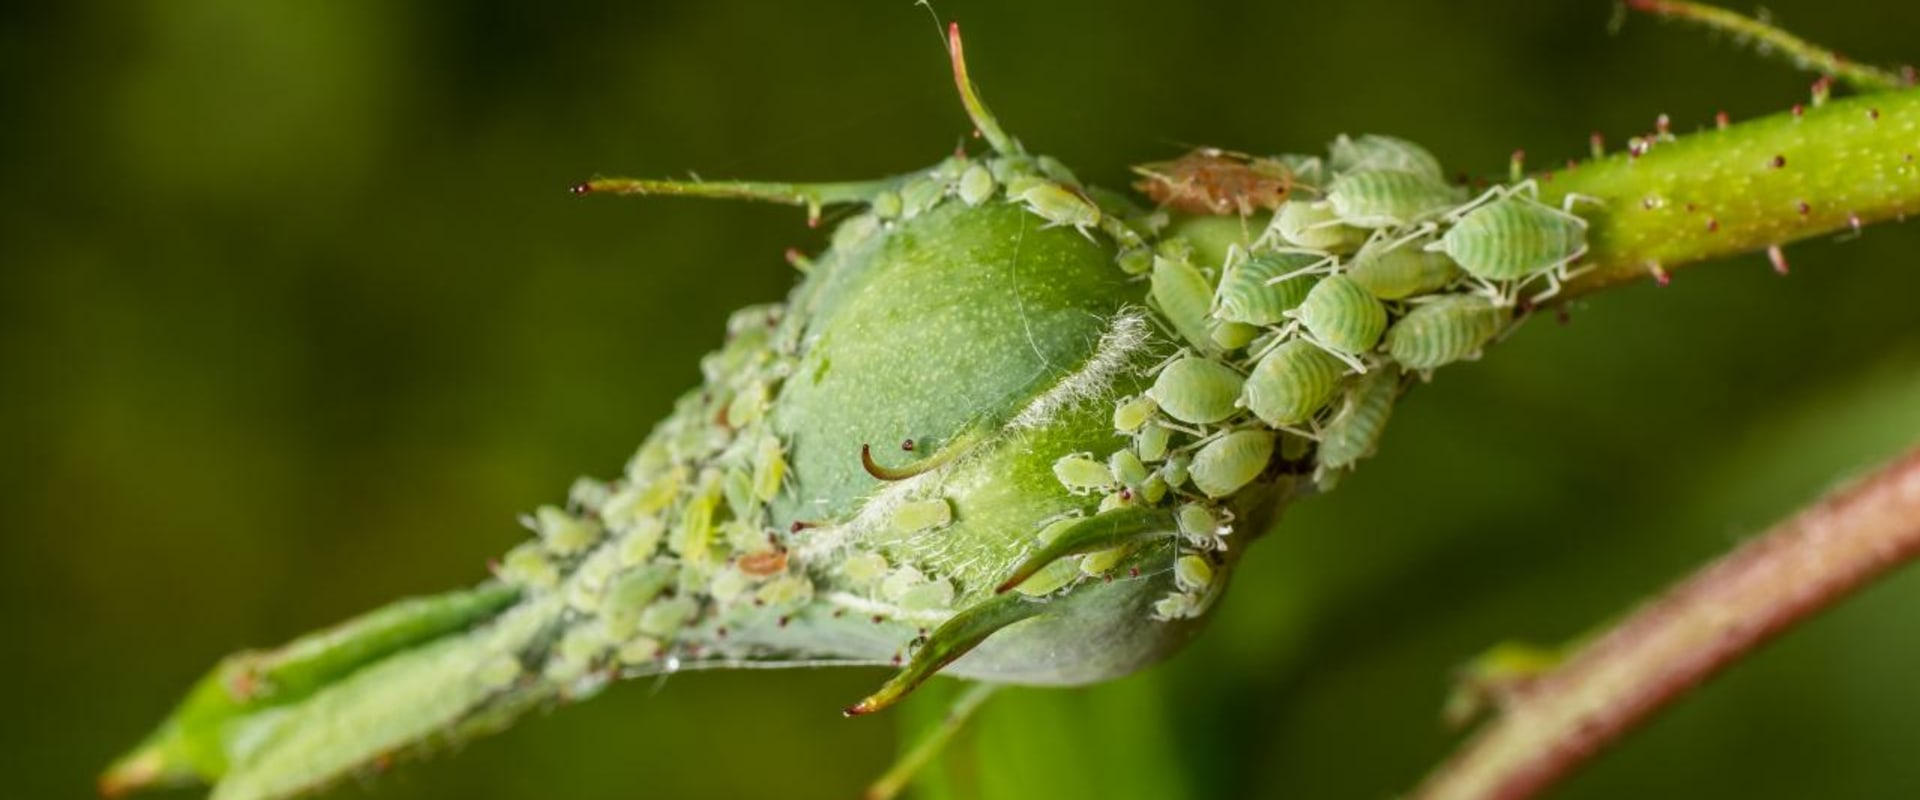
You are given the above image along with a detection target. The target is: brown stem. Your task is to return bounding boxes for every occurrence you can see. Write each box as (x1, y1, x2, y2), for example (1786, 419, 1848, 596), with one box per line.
(1412, 443, 1920, 800)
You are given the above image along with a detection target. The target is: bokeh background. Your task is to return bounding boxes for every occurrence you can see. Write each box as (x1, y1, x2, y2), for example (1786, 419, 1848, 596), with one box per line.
(7, 1, 1920, 798)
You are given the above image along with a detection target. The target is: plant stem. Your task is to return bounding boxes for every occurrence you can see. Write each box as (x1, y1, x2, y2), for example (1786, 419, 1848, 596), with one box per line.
(1411, 443, 1920, 800)
(1545, 87, 1920, 296)
(1624, 0, 1909, 92)
(864, 682, 999, 800)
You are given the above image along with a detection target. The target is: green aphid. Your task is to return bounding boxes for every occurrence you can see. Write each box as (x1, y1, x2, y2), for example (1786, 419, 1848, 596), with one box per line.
(830, 212, 882, 251)
(708, 565, 753, 605)
(996, 506, 1174, 593)
(1175, 502, 1225, 545)
(1079, 543, 1135, 576)
(726, 380, 769, 427)
(1386, 295, 1509, 371)
(891, 497, 955, 535)
(1325, 169, 1459, 228)
(1017, 181, 1101, 235)
(616, 637, 662, 666)
(1112, 394, 1158, 433)
(1348, 238, 1464, 300)
(751, 435, 787, 503)
(1052, 453, 1115, 495)
(881, 566, 928, 603)
(669, 470, 723, 563)
(754, 574, 814, 606)
(1212, 251, 1322, 326)
(1097, 489, 1133, 514)
(1150, 255, 1219, 353)
(498, 542, 560, 591)
(637, 597, 700, 639)
(1267, 200, 1367, 251)
(1108, 449, 1150, 488)
(1209, 320, 1260, 350)
(1134, 422, 1172, 463)
(1173, 554, 1215, 593)
(1242, 339, 1349, 427)
(841, 552, 890, 585)
(616, 517, 666, 566)
(1317, 367, 1402, 484)
(1115, 246, 1154, 276)
(1329, 133, 1446, 181)
(1161, 453, 1192, 489)
(898, 175, 949, 219)
(601, 564, 677, 640)
(1146, 356, 1245, 425)
(898, 578, 956, 613)
(533, 505, 602, 557)
(1291, 274, 1388, 362)
(957, 162, 996, 206)
(1435, 189, 1589, 303)
(723, 467, 758, 521)
(1139, 473, 1169, 504)
(547, 626, 611, 683)
(1189, 430, 1275, 498)
(870, 189, 904, 219)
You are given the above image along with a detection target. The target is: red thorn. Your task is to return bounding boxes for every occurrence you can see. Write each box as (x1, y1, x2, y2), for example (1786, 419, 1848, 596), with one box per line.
(1555, 306, 1572, 326)
(806, 215, 821, 229)
(1128, 566, 1141, 578)
(1649, 264, 1671, 286)
(1770, 154, 1786, 169)
(1706, 217, 1720, 232)
(1589, 131, 1605, 158)
(1850, 212, 1864, 232)
(1797, 200, 1812, 216)
(1904, 65, 1918, 86)
(1655, 113, 1671, 136)
(1792, 103, 1805, 118)
(778, 615, 790, 628)
(1768, 245, 1789, 275)
(871, 615, 884, 624)
(901, 438, 916, 452)
(1715, 110, 1730, 130)
(1869, 108, 1882, 122)
(569, 182, 594, 195)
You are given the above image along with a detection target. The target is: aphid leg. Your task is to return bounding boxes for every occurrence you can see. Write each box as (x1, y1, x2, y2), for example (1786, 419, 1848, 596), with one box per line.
(1300, 333, 1371, 374)
(1263, 253, 1339, 284)
(1560, 192, 1606, 213)
(863, 681, 999, 800)
(995, 507, 1176, 593)
(844, 593, 1044, 716)
(1377, 222, 1440, 253)
(861, 428, 986, 481)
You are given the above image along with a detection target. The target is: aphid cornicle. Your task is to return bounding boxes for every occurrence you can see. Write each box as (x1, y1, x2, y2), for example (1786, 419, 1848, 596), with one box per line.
(1325, 169, 1460, 228)
(1290, 274, 1388, 362)
(1189, 429, 1275, 498)
(1241, 339, 1349, 427)
(1435, 186, 1590, 302)
(1385, 295, 1509, 371)
(1147, 356, 1245, 425)
(1328, 133, 1447, 181)
(1212, 251, 1322, 326)
(1347, 237, 1464, 300)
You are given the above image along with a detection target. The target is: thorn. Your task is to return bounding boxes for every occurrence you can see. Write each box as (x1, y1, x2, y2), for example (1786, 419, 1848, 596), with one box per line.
(1792, 103, 1805, 119)
(1509, 149, 1526, 183)
(1869, 107, 1882, 122)
(1768, 245, 1790, 275)
(1706, 217, 1720, 232)
(1555, 306, 1573, 326)
(1715, 110, 1730, 130)
(1655, 113, 1672, 138)
(901, 439, 916, 452)
(568, 182, 594, 195)
(1628, 137, 1648, 160)
(1904, 65, 1917, 86)
(1770, 154, 1787, 169)
(1590, 131, 1606, 159)
(789, 520, 816, 534)
(1811, 76, 1833, 107)
(1849, 212, 1864, 233)
(1797, 200, 1812, 217)
(1648, 263, 1671, 286)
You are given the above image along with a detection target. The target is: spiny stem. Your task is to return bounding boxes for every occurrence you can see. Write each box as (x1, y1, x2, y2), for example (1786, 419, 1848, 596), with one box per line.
(864, 682, 998, 800)
(571, 175, 912, 224)
(946, 22, 1019, 156)
(1624, 0, 1909, 91)
(1545, 87, 1920, 296)
(1411, 443, 1920, 800)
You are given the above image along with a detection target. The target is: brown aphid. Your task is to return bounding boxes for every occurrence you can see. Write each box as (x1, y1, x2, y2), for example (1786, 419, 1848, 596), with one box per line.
(737, 548, 789, 577)
(1132, 148, 1294, 216)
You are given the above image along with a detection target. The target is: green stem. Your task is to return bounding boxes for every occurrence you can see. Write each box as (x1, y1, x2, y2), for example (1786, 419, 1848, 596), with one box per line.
(1544, 87, 1920, 295)
(864, 682, 999, 800)
(1624, 0, 1909, 91)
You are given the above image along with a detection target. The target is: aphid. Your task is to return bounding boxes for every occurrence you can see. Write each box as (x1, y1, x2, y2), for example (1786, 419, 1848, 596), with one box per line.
(1080, 543, 1135, 576)
(1290, 274, 1388, 368)
(636, 597, 699, 638)
(870, 190, 904, 220)
(1151, 592, 1204, 621)
(881, 566, 929, 603)
(498, 542, 560, 591)
(1264, 200, 1367, 252)
(1150, 255, 1219, 353)
(616, 517, 666, 566)
(898, 175, 948, 219)
(1325, 169, 1459, 228)
(1112, 394, 1158, 432)
(1016, 181, 1101, 237)
(548, 626, 611, 683)
(601, 565, 677, 640)
(669, 469, 723, 563)
(899, 578, 956, 612)
(1188, 429, 1275, 498)
(736, 547, 789, 577)
(1209, 320, 1260, 350)
(1131, 148, 1294, 215)
(1115, 246, 1154, 276)
(1328, 133, 1446, 181)
(1385, 295, 1508, 372)
(957, 162, 996, 206)
(722, 467, 757, 521)
(1174, 554, 1215, 593)
(754, 574, 813, 606)
(707, 565, 753, 605)
(1316, 367, 1402, 486)
(1138, 473, 1169, 504)
(1053, 452, 1116, 495)
(890, 497, 955, 534)
(840, 552, 890, 585)
(725, 380, 769, 427)
(616, 637, 662, 666)
(751, 435, 787, 503)
(1434, 185, 1591, 304)
(1108, 449, 1150, 488)
(1347, 238, 1464, 300)
(1134, 422, 1173, 463)
(1212, 251, 1322, 326)
(1241, 339, 1349, 427)
(1146, 356, 1245, 425)
(532, 505, 603, 556)
(1161, 453, 1192, 489)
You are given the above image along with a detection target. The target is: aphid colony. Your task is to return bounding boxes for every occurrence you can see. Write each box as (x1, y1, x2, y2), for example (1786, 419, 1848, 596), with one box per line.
(1069, 134, 1592, 620)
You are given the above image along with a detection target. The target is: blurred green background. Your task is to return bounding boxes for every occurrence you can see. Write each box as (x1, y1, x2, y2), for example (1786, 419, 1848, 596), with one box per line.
(7, 1, 1920, 797)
